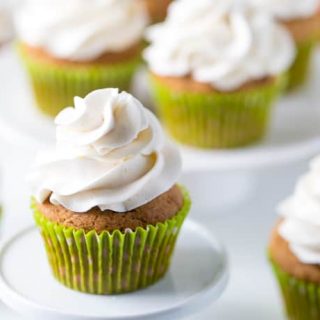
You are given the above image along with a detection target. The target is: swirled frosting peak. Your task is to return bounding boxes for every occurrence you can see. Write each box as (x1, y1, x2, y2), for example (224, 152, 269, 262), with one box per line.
(28, 89, 181, 213)
(144, 0, 295, 91)
(15, 0, 148, 61)
(278, 156, 320, 264)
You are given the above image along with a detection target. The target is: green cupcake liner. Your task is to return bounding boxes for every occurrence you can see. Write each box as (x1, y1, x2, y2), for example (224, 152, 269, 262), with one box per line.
(271, 259, 320, 320)
(19, 45, 141, 117)
(32, 187, 191, 295)
(150, 75, 286, 149)
(287, 40, 317, 91)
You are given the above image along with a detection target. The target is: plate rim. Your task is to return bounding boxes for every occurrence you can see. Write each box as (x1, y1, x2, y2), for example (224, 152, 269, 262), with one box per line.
(0, 220, 229, 320)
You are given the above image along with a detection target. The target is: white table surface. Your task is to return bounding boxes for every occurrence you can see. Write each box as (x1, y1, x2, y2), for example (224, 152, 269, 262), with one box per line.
(0, 137, 310, 319)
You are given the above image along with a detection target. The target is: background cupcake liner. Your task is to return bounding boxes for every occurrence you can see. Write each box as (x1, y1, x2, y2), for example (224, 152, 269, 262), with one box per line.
(271, 259, 320, 320)
(288, 40, 317, 91)
(32, 188, 191, 295)
(19, 46, 140, 117)
(150, 75, 286, 149)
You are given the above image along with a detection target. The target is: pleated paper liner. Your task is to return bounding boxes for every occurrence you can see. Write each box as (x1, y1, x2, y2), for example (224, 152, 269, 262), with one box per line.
(287, 40, 317, 91)
(150, 75, 286, 149)
(33, 187, 191, 295)
(271, 259, 320, 320)
(18, 45, 141, 117)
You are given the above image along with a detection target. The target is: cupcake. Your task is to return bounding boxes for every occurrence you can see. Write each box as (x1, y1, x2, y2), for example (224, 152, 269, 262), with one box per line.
(141, 0, 171, 23)
(27, 88, 190, 294)
(14, 0, 148, 117)
(144, 0, 295, 149)
(269, 156, 320, 319)
(257, 0, 320, 90)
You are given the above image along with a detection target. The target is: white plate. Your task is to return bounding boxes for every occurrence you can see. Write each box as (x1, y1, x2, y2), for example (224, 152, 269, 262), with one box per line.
(0, 220, 228, 320)
(1, 47, 320, 171)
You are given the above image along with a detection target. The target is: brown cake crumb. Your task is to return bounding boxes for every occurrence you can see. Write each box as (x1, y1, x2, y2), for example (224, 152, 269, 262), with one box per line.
(282, 10, 320, 43)
(269, 220, 320, 284)
(151, 73, 275, 94)
(142, 0, 171, 23)
(35, 185, 184, 233)
(20, 42, 142, 66)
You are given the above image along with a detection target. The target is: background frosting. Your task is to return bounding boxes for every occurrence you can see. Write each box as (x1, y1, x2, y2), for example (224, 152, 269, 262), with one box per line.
(144, 0, 295, 91)
(28, 88, 181, 213)
(15, 0, 148, 61)
(279, 156, 320, 264)
(252, 0, 320, 21)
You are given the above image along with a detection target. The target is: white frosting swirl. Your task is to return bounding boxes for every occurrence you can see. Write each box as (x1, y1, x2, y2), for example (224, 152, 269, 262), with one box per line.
(27, 88, 181, 213)
(252, 0, 320, 21)
(279, 156, 320, 264)
(15, 0, 148, 61)
(144, 0, 295, 91)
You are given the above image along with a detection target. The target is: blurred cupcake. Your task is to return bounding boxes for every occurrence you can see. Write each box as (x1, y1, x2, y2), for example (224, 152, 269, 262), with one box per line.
(142, 0, 171, 23)
(144, 0, 295, 149)
(269, 156, 320, 319)
(258, 0, 320, 90)
(27, 88, 190, 294)
(15, 0, 148, 116)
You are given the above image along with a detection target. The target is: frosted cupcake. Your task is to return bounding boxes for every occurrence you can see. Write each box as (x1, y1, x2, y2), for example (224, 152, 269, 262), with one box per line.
(269, 156, 320, 319)
(27, 88, 190, 294)
(257, 0, 320, 90)
(144, 0, 295, 149)
(142, 0, 171, 23)
(15, 0, 148, 116)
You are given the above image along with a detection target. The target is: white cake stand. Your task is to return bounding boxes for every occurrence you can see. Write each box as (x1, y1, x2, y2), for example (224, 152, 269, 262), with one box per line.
(0, 46, 320, 210)
(0, 220, 228, 320)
